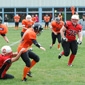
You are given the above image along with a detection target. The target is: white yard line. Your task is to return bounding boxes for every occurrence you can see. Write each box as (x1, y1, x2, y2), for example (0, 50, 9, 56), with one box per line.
(9, 40, 20, 47)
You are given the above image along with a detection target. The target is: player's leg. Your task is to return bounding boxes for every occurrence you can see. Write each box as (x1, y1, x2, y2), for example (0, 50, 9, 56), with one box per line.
(0, 59, 14, 79)
(68, 40, 78, 66)
(45, 22, 46, 29)
(58, 40, 70, 59)
(21, 51, 31, 81)
(15, 22, 17, 29)
(16, 22, 19, 30)
(47, 22, 49, 29)
(50, 32, 56, 49)
(57, 33, 61, 50)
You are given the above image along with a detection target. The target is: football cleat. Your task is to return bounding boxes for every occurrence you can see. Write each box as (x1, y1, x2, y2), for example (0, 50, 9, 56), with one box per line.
(22, 77, 27, 82)
(50, 45, 52, 49)
(68, 64, 73, 66)
(58, 53, 62, 59)
(27, 71, 32, 77)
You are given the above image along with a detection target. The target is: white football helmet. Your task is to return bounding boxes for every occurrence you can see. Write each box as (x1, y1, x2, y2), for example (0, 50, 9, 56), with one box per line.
(26, 15, 31, 21)
(1, 46, 12, 55)
(71, 15, 79, 20)
(71, 15, 79, 25)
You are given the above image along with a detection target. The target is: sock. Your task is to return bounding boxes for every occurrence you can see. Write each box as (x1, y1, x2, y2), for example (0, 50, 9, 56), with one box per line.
(58, 43, 60, 49)
(68, 54, 75, 65)
(61, 51, 64, 55)
(15, 27, 16, 29)
(22, 60, 36, 79)
(17, 27, 19, 30)
(47, 26, 48, 29)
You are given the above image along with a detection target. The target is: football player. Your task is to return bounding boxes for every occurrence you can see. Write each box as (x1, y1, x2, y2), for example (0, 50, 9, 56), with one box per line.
(0, 16, 9, 43)
(14, 14, 20, 30)
(0, 46, 25, 79)
(21, 15, 34, 50)
(50, 17, 64, 49)
(44, 14, 50, 29)
(58, 15, 82, 66)
(17, 23, 46, 81)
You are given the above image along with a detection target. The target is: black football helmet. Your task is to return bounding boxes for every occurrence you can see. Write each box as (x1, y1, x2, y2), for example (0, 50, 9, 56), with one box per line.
(55, 17, 61, 23)
(32, 23, 43, 35)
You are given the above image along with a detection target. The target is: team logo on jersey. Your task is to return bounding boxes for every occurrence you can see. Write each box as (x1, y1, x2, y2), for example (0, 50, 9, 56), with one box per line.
(0, 28, 4, 31)
(2, 49, 6, 53)
(60, 23, 63, 25)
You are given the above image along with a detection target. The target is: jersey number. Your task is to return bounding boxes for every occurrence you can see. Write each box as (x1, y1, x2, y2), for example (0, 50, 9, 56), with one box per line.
(68, 29, 78, 37)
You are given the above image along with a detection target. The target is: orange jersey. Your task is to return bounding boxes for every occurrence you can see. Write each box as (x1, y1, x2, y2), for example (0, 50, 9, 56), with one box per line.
(17, 28, 36, 53)
(0, 24, 8, 34)
(51, 21, 64, 33)
(14, 16, 20, 22)
(44, 16, 50, 22)
(22, 19, 34, 32)
(32, 17, 36, 23)
(58, 15, 63, 21)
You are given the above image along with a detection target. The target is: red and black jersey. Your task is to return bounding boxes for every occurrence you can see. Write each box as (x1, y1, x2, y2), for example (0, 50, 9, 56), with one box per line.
(65, 21, 82, 41)
(0, 54, 11, 78)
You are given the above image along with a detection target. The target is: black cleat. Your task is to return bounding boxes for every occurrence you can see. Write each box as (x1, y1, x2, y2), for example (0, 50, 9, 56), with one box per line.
(50, 45, 52, 49)
(27, 71, 32, 77)
(58, 54, 62, 59)
(22, 78, 27, 82)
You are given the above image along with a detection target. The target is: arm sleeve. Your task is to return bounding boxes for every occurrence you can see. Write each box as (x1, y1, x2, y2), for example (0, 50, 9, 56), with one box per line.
(32, 39, 41, 48)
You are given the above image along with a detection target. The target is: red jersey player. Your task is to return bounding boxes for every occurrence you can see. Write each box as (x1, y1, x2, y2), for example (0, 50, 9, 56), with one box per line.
(0, 46, 25, 79)
(58, 15, 82, 66)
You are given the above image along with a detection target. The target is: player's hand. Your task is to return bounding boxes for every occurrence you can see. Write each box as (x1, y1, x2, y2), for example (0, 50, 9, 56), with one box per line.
(20, 48, 25, 52)
(7, 40, 9, 43)
(54, 32, 57, 35)
(77, 39, 82, 45)
(40, 47, 46, 51)
(62, 37, 68, 42)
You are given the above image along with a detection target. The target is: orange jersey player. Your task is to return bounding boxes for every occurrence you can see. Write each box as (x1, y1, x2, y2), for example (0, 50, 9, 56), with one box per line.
(58, 13, 63, 21)
(50, 17, 64, 49)
(14, 14, 20, 30)
(44, 15, 50, 29)
(0, 16, 9, 43)
(31, 15, 36, 23)
(21, 15, 34, 37)
(17, 23, 46, 81)
(21, 15, 34, 51)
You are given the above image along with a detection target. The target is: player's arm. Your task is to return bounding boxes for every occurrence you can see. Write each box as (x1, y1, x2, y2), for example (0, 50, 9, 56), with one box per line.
(11, 48, 25, 63)
(1, 34, 9, 43)
(32, 39, 46, 51)
(60, 26, 67, 38)
(51, 26, 57, 35)
(22, 25, 28, 30)
(77, 31, 82, 44)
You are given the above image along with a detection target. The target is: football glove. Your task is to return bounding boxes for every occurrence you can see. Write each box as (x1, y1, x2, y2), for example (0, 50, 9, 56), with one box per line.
(77, 39, 82, 45)
(62, 37, 68, 42)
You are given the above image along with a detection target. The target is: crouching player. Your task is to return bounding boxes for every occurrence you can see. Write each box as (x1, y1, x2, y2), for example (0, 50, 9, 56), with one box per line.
(0, 46, 25, 79)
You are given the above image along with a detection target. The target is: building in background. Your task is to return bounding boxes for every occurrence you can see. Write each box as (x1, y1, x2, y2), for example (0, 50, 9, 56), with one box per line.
(0, 0, 85, 24)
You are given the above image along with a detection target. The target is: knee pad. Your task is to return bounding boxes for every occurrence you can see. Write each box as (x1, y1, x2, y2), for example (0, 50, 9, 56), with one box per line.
(25, 60, 31, 67)
(64, 52, 69, 56)
(34, 55, 40, 62)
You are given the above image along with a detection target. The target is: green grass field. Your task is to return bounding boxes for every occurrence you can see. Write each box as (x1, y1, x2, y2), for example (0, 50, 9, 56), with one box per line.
(0, 27, 85, 85)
